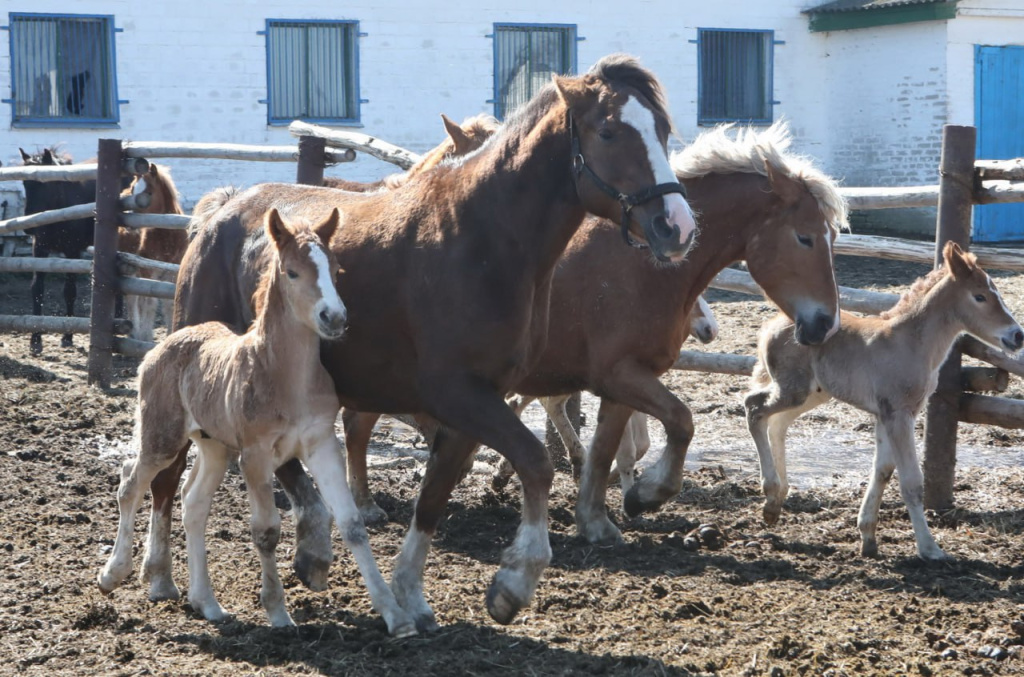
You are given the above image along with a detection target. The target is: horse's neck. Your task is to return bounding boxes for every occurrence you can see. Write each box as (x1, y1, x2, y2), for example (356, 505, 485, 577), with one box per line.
(250, 277, 324, 392)
(885, 277, 963, 372)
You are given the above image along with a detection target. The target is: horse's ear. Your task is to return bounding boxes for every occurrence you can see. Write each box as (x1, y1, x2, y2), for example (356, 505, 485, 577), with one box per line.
(761, 153, 802, 205)
(553, 74, 591, 112)
(42, 148, 55, 165)
(19, 148, 31, 163)
(265, 208, 291, 251)
(943, 241, 975, 279)
(441, 114, 472, 154)
(315, 208, 341, 246)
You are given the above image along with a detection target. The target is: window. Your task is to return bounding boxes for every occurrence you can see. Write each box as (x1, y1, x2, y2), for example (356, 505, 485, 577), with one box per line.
(6, 13, 120, 127)
(492, 23, 577, 120)
(697, 28, 774, 125)
(264, 19, 360, 125)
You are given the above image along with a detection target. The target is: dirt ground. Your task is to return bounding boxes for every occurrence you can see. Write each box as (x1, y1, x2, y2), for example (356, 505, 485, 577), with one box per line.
(2, 254, 1024, 677)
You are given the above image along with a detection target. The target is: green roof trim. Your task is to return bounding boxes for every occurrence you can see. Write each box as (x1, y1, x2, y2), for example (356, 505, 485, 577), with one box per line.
(808, 1, 957, 32)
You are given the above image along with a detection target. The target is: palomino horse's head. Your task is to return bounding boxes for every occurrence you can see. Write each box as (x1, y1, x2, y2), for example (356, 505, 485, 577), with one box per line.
(688, 295, 718, 344)
(555, 54, 697, 263)
(942, 242, 1024, 352)
(264, 208, 348, 340)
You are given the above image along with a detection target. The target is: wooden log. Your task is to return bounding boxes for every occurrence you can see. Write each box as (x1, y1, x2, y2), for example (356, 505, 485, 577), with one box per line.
(924, 124, 975, 511)
(0, 257, 92, 274)
(289, 120, 422, 169)
(120, 213, 191, 230)
(710, 267, 898, 315)
(119, 276, 175, 300)
(0, 163, 97, 183)
(116, 251, 180, 275)
(0, 193, 157, 235)
(113, 336, 157, 358)
(0, 314, 131, 335)
(959, 393, 1024, 429)
(834, 233, 1024, 272)
(122, 141, 355, 164)
(839, 185, 940, 210)
(961, 366, 1009, 393)
(88, 139, 124, 388)
(673, 351, 756, 376)
(976, 158, 1024, 182)
(961, 336, 1024, 379)
(296, 136, 327, 186)
(975, 180, 1024, 206)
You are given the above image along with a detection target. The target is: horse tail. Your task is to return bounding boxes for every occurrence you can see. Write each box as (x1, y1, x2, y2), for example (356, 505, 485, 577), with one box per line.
(187, 186, 238, 239)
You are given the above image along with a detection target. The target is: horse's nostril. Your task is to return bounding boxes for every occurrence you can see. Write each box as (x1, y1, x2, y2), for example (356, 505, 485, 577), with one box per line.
(319, 310, 330, 323)
(652, 215, 674, 241)
(1015, 330, 1023, 347)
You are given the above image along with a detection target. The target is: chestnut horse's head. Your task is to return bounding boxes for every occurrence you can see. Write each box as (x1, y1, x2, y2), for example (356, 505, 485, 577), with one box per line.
(263, 208, 348, 340)
(123, 163, 184, 215)
(554, 54, 697, 263)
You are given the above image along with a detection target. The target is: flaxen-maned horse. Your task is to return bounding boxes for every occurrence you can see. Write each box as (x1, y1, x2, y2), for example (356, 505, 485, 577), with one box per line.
(98, 209, 417, 636)
(344, 122, 844, 544)
(119, 164, 188, 341)
(161, 54, 696, 630)
(745, 242, 1023, 560)
(322, 113, 499, 192)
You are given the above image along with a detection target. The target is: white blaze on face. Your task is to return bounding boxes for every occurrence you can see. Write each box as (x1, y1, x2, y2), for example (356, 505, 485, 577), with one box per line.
(132, 177, 148, 196)
(308, 244, 346, 322)
(619, 96, 697, 247)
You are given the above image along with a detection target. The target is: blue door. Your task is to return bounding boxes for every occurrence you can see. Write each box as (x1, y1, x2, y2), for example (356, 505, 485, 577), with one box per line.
(975, 45, 1024, 243)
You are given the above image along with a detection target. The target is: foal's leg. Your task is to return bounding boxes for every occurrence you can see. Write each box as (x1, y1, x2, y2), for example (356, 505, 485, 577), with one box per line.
(61, 273, 77, 347)
(395, 376, 554, 629)
(541, 395, 586, 480)
(576, 399, 634, 544)
(491, 395, 535, 492)
(181, 438, 231, 621)
(302, 429, 417, 638)
(614, 412, 650, 498)
(239, 445, 293, 627)
(341, 409, 390, 526)
(272, 459, 335, 592)
(143, 443, 189, 601)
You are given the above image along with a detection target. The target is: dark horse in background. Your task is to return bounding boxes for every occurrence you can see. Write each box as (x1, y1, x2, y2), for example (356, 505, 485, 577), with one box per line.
(160, 54, 696, 632)
(19, 147, 95, 354)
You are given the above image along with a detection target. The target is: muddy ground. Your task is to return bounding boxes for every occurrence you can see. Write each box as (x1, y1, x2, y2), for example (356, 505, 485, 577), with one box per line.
(2, 255, 1024, 676)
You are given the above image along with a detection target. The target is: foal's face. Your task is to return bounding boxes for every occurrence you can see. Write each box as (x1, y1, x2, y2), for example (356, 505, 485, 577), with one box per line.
(950, 251, 1024, 353)
(560, 81, 697, 264)
(745, 173, 840, 346)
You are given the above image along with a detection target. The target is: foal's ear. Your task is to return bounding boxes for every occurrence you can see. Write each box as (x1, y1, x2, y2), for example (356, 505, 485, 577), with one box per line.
(553, 74, 591, 112)
(761, 153, 802, 205)
(943, 241, 975, 279)
(315, 208, 341, 246)
(265, 208, 291, 251)
(441, 114, 472, 154)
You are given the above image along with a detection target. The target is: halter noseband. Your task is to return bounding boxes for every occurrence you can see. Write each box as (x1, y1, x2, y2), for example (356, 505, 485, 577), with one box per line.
(569, 114, 688, 249)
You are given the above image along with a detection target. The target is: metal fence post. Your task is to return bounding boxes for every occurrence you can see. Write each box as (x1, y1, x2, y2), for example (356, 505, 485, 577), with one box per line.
(922, 124, 976, 510)
(296, 135, 327, 186)
(87, 138, 124, 388)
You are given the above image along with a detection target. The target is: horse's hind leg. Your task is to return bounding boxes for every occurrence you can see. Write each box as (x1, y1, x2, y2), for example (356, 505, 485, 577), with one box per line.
(303, 429, 417, 638)
(240, 445, 293, 627)
(61, 273, 76, 347)
(342, 409, 389, 526)
(541, 395, 585, 481)
(143, 442, 189, 601)
(611, 412, 649, 502)
(181, 438, 231, 622)
(576, 399, 634, 544)
(274, 458, 334, 592)
(492, 395, 535, 492)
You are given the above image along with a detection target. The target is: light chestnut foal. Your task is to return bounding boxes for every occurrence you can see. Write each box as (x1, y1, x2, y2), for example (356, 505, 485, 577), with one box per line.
(745, 242, 1023, 560)
(98, 208, 417, 637)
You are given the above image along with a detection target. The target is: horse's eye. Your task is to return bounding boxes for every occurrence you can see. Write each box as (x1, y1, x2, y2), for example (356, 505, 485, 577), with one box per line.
(287, 269, 298, 279)
(796, 234, 813, 248)
(598, 128, 615, 141)
(974, 293, 987, 303)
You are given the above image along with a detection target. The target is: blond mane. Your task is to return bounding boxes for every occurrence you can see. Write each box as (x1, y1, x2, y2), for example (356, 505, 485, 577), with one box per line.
(671, 121, 848, 234)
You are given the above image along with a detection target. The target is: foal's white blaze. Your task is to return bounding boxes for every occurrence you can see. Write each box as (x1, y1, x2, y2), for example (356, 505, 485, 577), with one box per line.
(620, 97, 697, 250)
(307, 244, 346, 333)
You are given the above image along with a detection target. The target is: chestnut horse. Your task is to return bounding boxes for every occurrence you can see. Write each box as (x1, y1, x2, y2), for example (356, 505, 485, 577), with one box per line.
(118, 164, 188, 341)
(163, 54, 696, 630)
(344, 122, 845, 544)
(746, 242, 1022, 560)
(323, 113, 499, 192)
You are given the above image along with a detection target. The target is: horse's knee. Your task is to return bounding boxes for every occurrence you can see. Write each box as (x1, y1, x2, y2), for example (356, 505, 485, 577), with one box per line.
(252, 525, 282, 555)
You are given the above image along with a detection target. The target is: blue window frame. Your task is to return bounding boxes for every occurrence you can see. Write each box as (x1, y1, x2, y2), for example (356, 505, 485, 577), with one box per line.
(264, 19, 361, 126)
(696, 28, 775, 125)
(492, 23, 577, 120)
(5, 12, 120, 127)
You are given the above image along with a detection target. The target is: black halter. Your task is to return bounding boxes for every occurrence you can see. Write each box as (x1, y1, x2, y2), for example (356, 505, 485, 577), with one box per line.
(569, 114, 688, 249)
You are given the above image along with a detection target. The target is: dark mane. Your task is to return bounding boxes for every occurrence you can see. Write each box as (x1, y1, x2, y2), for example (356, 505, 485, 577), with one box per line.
(587, 53, 674, 138)
(20, 145, 73, 166)
(879, 266, 951, 320)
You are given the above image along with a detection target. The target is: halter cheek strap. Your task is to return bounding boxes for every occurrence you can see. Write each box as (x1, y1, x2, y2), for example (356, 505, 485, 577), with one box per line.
(569, 114, 688, 249)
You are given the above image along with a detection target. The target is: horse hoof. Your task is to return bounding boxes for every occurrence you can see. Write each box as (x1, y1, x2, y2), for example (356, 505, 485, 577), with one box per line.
(29, 336, 43, 355)
(762, 504, 782, 526)
(391, 620, 420, 638)
(859, 540, 879, 558)
(293, 551, 331, 592)
(147, 580, 181, 602)
(359, 503, 389, 528)
(60, 335, 74, 348)
(485, 579, 524, 626)
(623, 487, 662, 518)
(96, 571, 120, 595)
(410, 611, 439, 634)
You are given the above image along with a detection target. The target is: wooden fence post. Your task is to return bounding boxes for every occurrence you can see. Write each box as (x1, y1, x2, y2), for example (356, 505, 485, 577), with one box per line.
(87, 139, 124, 388)
(922, 124, 976, 510)
(296, 135, 327, 186)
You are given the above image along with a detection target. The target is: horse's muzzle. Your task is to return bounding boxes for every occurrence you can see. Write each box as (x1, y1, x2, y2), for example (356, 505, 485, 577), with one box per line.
(1001, 327, 1024, 352)
(644, 215, 696, 263)
(317, 308, 348, 340)
(794, 311, 835, 346)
